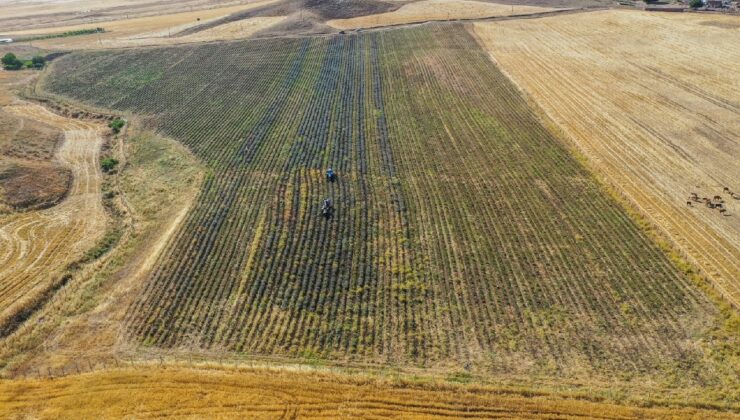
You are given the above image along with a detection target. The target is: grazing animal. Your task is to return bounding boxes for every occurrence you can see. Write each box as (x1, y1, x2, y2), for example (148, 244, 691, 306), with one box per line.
(714, 195, 722, 201)
(719, 208, 727, 215)
(687, 201, 692, 206)
(723, 187, 730, 193)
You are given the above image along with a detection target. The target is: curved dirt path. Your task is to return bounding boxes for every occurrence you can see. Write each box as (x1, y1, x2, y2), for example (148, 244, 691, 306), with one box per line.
(0, 103, 106, 329)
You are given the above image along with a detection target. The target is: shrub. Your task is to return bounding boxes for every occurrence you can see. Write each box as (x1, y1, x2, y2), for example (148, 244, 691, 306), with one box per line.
(109, 118, 126, 134)
(689, 0, 703, 7)
(1, 53, 23, 71)
(101, 157, 119, 172)
(31, 55, 46, 69)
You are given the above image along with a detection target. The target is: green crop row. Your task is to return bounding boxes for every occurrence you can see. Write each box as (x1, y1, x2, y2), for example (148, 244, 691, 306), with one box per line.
(43, 24, 730, 384)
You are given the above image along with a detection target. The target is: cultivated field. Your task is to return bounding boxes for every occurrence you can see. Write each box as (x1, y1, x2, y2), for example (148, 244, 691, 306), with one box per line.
(4, 1, 279, 49)
(0, 0, 260, 32)
(1, 366, 735, 419)
(474, 10, 740, 307)
(0, 76, 107, 337)
(38, 24, 737, 396)
(327, 0, 553, 29)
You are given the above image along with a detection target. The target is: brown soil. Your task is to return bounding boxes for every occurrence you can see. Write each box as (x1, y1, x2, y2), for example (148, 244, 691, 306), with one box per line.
(0, 85, 71, 212)
(0, 161, 71, 211)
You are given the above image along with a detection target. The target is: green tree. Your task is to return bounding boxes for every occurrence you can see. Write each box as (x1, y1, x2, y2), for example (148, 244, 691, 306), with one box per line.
(101, 157, 119, 172)
(109, 118, 126, 134)
(689, 0, 703, 7)
(1, 53, 23, 70)
(31, 55, 46, 69)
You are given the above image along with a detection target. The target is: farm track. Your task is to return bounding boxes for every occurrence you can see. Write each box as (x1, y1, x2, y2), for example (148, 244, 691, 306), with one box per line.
(0, 103, 106, 332)
(474, 10, 740, 307)
(42, 23, 727, 380)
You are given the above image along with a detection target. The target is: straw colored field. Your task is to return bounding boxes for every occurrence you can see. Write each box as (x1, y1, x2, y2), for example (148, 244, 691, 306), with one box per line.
(0, 102, 69, 212)
(5, 1, 279, 49)
(327, 0, 553, 30)
(0, 98, 106, 336)
(474, 10, 740, 307)
(0, 366, 736, 419)
(147, 16, 287, 44)
(0, 0, 246, 28)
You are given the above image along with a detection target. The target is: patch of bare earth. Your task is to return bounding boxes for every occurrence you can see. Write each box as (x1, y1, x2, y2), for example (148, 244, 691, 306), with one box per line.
(474, 10, 740, 306)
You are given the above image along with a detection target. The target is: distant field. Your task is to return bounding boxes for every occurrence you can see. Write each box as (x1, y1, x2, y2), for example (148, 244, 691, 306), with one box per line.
(474, 10, 740, 307)
(4, 1, 279, 49)
(39, 24, 737, 393)
(0, 101, 106, 337)
(327, 0, 553, 29)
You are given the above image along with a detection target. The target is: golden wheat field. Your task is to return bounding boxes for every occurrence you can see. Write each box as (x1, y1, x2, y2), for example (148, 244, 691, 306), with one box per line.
(0, 101, 106, 335)
(474, 10, 740, 307)
(1, 366, 736, 419)
(327, 0, 553, 30)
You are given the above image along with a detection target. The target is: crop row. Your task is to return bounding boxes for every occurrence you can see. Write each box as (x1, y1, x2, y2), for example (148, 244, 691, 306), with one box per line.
(44, 24, 718, 374)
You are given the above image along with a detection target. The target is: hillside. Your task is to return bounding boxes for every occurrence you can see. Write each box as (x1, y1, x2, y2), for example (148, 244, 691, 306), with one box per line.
(34, 23, 738, 395)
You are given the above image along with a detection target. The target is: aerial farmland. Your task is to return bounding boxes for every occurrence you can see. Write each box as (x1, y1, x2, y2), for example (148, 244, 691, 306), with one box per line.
(0, 0, 738, 418)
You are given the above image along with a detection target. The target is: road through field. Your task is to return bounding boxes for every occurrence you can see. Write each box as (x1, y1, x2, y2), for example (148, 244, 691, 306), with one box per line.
(0, 103, 105, 331)
(474, 10, 740, 306)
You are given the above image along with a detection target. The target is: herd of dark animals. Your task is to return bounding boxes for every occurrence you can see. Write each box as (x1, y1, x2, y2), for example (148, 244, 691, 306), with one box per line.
(686, 187, 737, 216)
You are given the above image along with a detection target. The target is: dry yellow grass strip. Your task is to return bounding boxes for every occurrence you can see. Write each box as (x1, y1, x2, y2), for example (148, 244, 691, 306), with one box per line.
(126, 16, 287, 46)
(328, 0, 553, 30)
(0, 103, 106, 329)
(0, 367, 735, 419)
(6, 0, 279, 50)
(474, 10, 740, 307)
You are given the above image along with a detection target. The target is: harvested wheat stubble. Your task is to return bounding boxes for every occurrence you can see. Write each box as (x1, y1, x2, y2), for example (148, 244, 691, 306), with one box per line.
(474, 10, 740, 307)
(0, 103, 106, 333)
(43, 24, 733, 391)
(327, 0, 553, 30)
(5, 1, 279, 50)
(0, 367, 735, 419)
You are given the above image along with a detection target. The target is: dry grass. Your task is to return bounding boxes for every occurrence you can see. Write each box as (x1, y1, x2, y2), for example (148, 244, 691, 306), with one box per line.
(0, 104, 71, 211)
(0, 126, 204, 379)
(0, 102, 106, 334)
(327, 0, 553, 30)
(5, 0, 279, 50)
(0, 0, 261, 32)
(0, 366, 736, 419)
(124, 16, 286, 46)
(474, 10, 740, 307)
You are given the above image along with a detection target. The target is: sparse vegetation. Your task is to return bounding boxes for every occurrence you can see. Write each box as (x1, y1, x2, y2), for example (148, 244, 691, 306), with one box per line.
(20, 28, 105, 42)
(101, 157, 119, 172)
(109, 118, 125, 134)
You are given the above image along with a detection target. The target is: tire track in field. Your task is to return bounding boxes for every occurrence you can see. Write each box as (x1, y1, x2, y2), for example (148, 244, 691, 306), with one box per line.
(0, 103, 106, 330)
